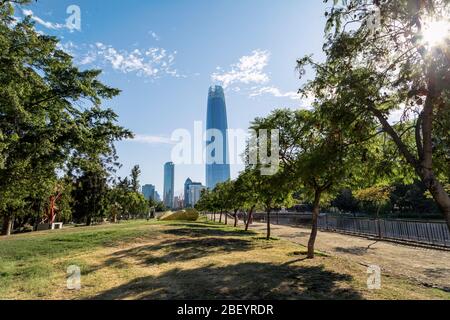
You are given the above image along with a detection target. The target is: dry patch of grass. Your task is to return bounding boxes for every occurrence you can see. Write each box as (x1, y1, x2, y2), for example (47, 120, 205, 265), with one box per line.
(0, 219, 448, 300)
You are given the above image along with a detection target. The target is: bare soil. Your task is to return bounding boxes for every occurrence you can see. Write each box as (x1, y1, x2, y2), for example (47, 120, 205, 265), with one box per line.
(231, 217, 450, 291)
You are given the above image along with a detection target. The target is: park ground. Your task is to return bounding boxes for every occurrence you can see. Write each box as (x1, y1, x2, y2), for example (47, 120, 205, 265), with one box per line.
(0, 218, 449, 300)
(226, 217, 450, 291)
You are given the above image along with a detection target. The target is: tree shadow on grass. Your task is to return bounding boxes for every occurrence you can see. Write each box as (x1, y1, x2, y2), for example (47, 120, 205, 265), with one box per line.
(161, 226, 257, 238)
(163, 221, 226, 229)
(422, 267, 450, 291)
(334, 246, 377, 256)
(104, 237, 254, 267)
(283, 231, 311, 238)
(92, 262, 363, 300)
(423, 267, 450, 280)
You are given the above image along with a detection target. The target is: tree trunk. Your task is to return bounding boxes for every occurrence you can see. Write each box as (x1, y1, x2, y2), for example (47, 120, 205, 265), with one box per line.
(245, 206, 255, 231)
(266, 209, 271, 240)
(225, 212, 228, 225)
(418, 75, 450, 230)
(219, 211, 223, 223)
(369, 90, 450, 231)
(234, 209, 238, 227)
(86, 215, 92, 226)
(421, 168, 450, 230)
(376, 206, 382, 238)
(213, 211, 216, 222)
(307, 190, 322, 259)
(1, 215, 13, 236)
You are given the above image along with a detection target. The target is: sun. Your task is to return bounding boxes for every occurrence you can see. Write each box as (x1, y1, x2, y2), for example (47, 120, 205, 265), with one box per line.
(422, 19, 450, 47)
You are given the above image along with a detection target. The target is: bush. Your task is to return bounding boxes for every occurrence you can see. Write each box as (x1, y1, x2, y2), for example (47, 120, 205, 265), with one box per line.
(158, 209, 199, 221)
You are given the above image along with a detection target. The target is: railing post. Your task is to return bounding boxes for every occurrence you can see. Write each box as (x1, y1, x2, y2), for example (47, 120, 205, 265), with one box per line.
(405, 221, 410, 241)
(377, 219, 382, 239)
(425, 222, 434, 244)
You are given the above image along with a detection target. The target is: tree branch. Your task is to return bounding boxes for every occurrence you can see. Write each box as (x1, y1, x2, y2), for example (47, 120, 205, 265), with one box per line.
(367, 102, 419, 169)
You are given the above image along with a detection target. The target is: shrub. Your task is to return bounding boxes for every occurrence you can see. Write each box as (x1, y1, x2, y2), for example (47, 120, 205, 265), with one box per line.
(158, 209, 199, 221)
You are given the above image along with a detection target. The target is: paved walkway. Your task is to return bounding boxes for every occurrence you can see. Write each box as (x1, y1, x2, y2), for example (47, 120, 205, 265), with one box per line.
(208, 214, 450, 290)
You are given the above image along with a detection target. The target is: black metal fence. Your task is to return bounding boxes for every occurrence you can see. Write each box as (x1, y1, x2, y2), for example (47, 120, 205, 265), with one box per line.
(208, 212, 450, 248)
(318, 215, 450, 248)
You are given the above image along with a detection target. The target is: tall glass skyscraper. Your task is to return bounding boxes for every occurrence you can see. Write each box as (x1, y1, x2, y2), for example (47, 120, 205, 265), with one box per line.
(142, 184, 156, 201)
(184, 178, 193, 208)
(206, 85, 230, 189)
(163, 162, 175, 208)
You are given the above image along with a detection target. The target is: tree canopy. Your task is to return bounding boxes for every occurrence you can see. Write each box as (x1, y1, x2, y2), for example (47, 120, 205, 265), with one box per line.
(297, 0, 450, 228)
(0, 0, 132, 234)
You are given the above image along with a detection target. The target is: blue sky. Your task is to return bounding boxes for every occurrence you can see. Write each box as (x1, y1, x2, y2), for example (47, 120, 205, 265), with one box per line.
(17, 0, 328, 196)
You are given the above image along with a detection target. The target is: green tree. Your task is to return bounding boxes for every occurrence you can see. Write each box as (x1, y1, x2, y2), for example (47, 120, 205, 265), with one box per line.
(112, 166, 149, 220)
(196, 187, 222, 222)
(0, 1, 131, 234)
(71, 169, 109, 226)
(211, 181, 233, 224)
(299, 0, 450, 229)
(130, 165, 141, 193)
(253, 168, 293, 240)
(195, 189, 210, 213)
(228, 178, 251, 227)
(155, 201, 167, 212)
(354, 185, 393, 218)
(332, 189, 359, 214)
(252, 109, 372, 258)
(234, 169, 260, 231)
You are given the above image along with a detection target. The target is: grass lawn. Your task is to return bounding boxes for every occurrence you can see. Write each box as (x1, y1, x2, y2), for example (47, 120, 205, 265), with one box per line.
(0, 218, 448, 300)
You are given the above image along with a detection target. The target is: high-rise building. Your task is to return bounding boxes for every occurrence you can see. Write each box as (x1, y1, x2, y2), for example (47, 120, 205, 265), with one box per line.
(184, 178, 193, 208)
(184, 178, 206, 208)
(173, 196, 184, 210)
(206, 85, 231, 189)
(142, 184, 156, 201)
(163, 162, 175, 208)
(188, 183, 206, 208)
(154, 191, 161, 202)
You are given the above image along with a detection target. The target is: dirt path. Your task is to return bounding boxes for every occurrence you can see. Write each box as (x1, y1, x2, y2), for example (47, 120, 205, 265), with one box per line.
(213, 215, 450, 290)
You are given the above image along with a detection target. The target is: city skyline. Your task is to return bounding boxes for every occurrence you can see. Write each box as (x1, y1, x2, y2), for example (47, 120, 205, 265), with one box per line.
(17, 0, 327, 195)
(143, 85, 230, 201)
(3, 0, 449, 302)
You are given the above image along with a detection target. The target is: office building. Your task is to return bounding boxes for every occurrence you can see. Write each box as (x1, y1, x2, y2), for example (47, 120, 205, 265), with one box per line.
(142, 184, 156, 201)
(184, 177, 206, 208)
(163, 162, 175, 208)
(206, 85, 231, 189)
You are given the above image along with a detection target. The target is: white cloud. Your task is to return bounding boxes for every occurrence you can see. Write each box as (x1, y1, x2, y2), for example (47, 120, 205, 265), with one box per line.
(72, 42, 181, 78)
(56, 41, 78, 56)
(22, 9, 66, 30)
(54, 41, 182, 79)
(149, 31, 160, 41)
(249, 86, 315, 108)
(212, 50, 307, 104)
(131, 134, 175, 145)
(79, 51, 97, 65)
(211, 50, 270, 89)
(249, 86, 300, 100)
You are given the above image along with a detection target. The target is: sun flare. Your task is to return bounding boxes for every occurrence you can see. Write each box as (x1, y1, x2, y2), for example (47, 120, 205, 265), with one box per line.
(422, 19, 450, 47)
